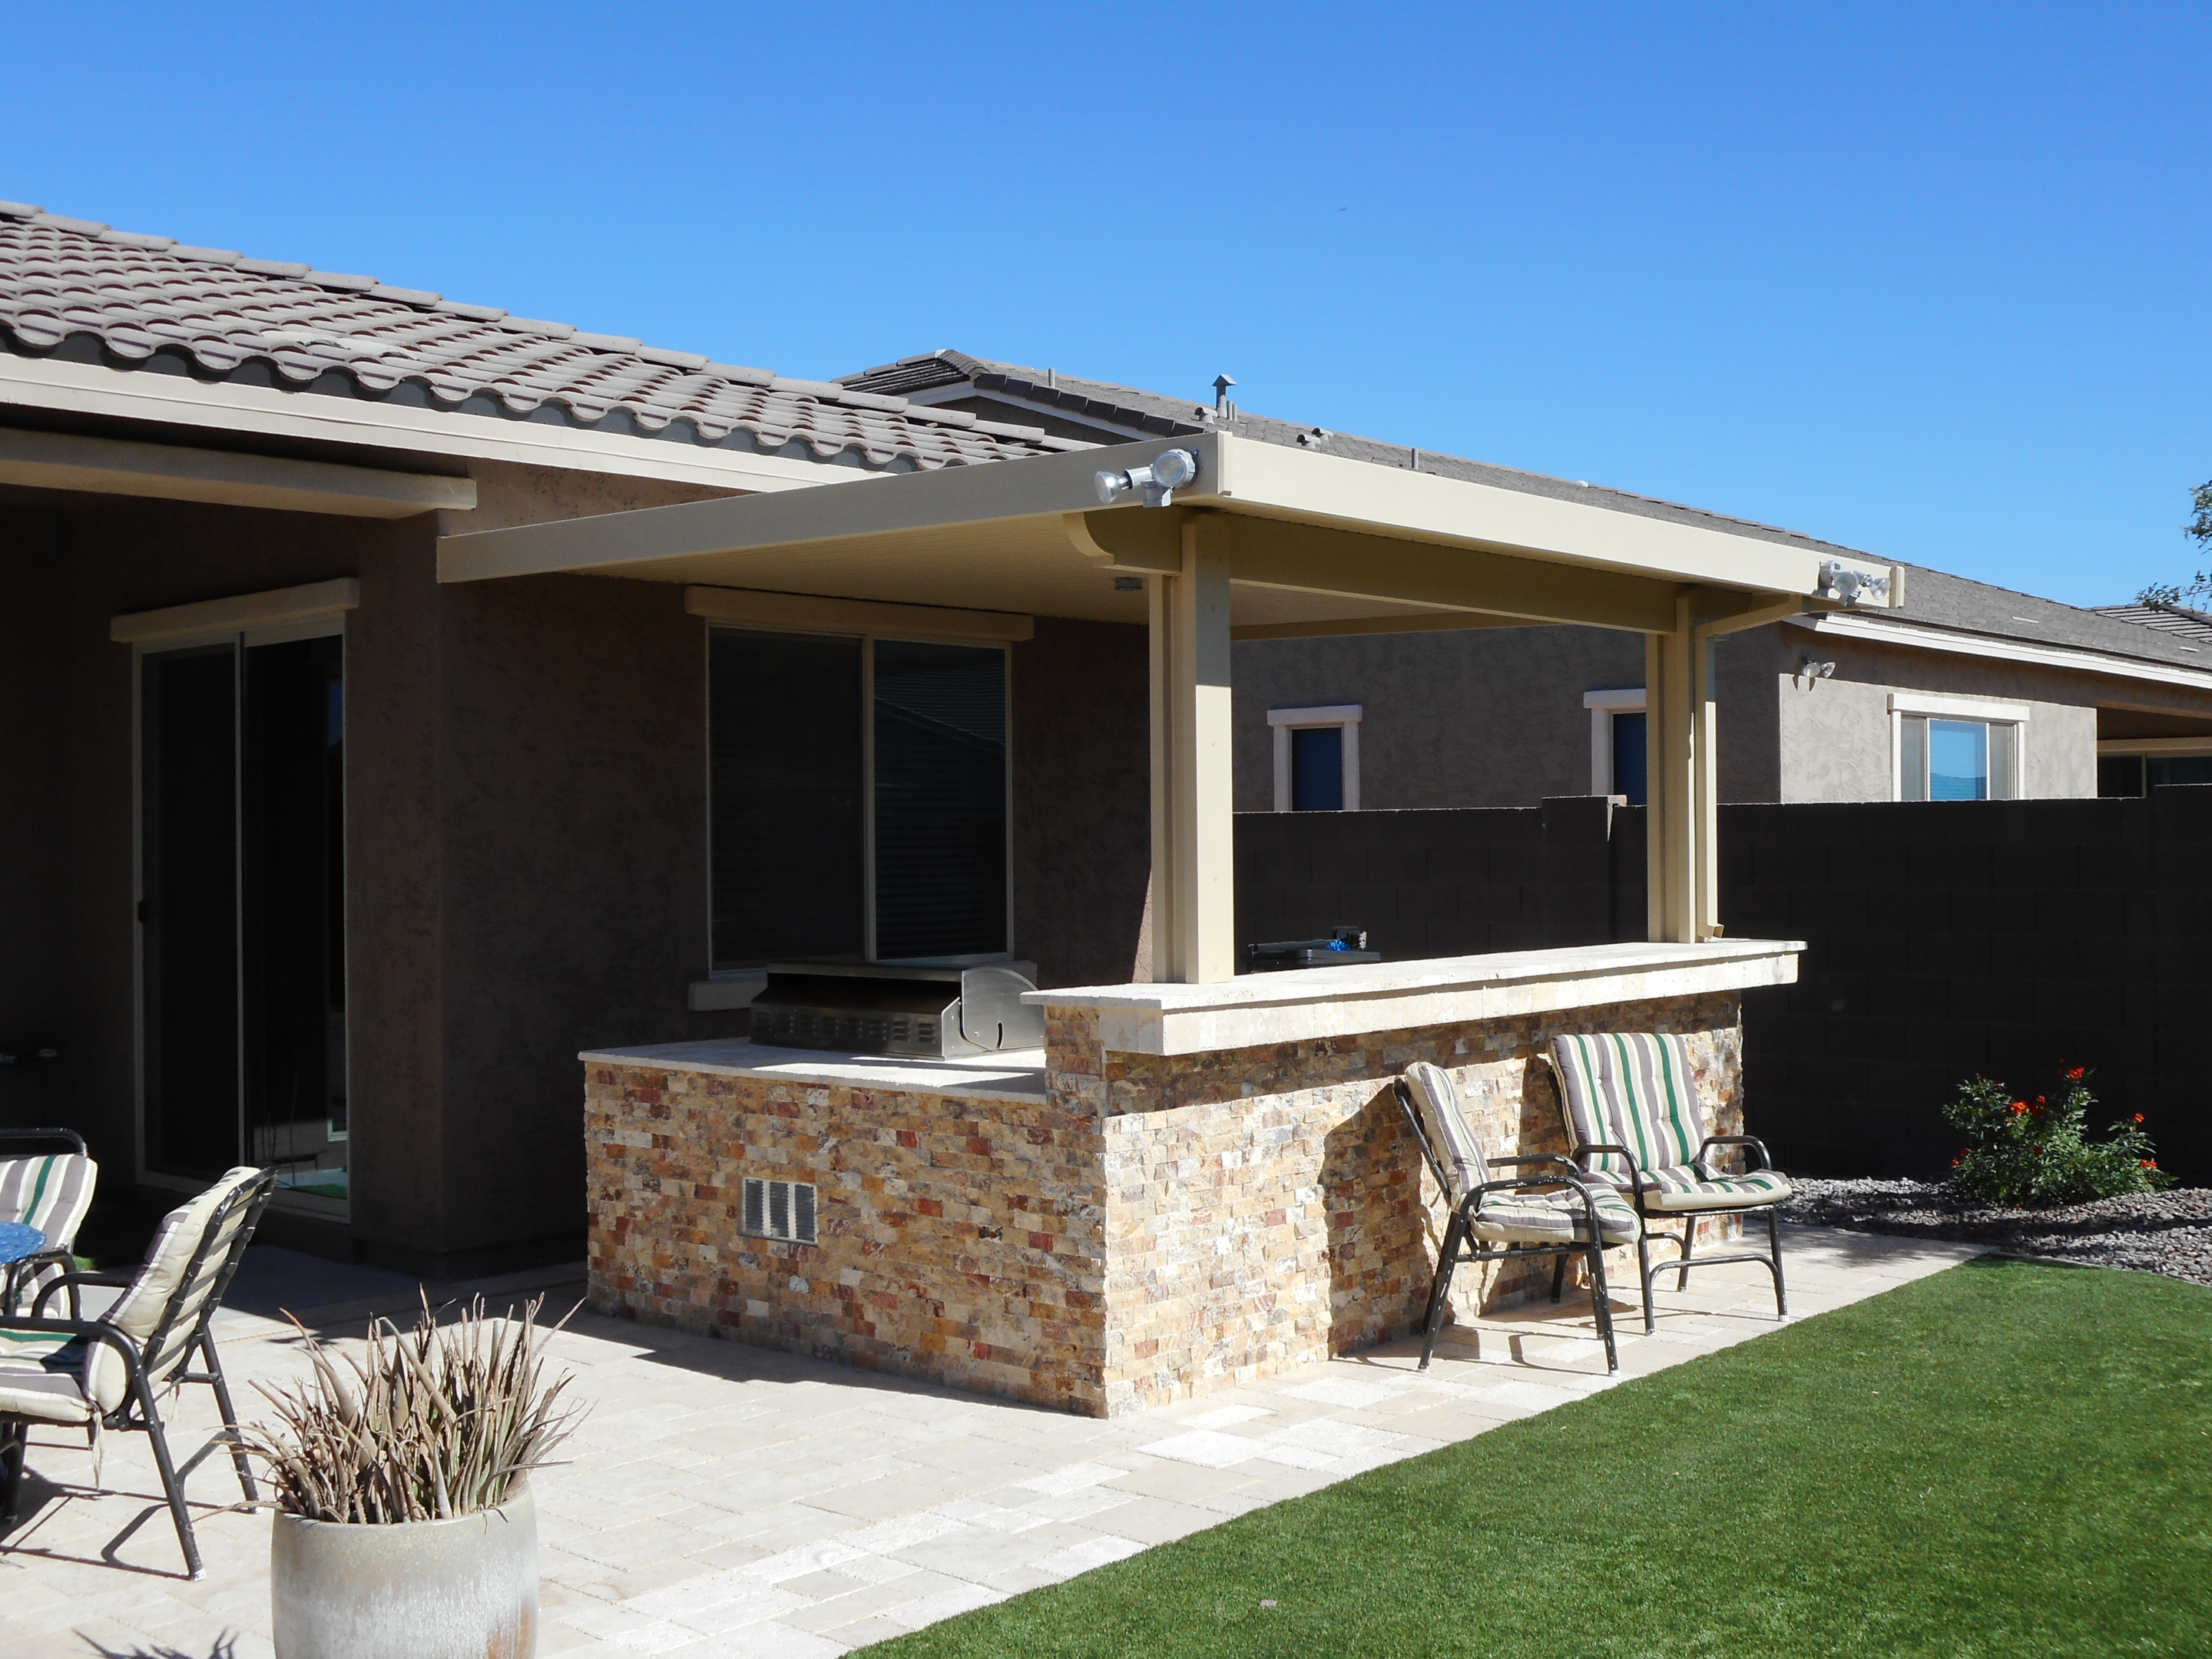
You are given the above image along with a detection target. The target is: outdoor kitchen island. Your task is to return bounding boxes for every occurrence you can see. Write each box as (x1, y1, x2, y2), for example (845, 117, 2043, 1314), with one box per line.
(584, 937, 1802, 1417)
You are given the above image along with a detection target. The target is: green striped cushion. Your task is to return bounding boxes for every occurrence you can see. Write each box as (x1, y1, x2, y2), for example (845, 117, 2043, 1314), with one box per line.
(0, 1329, 94, 1425)
(0, 1151, 98, 1307)
(1400, 1061, 1490, 1204)
(1472, 1184, 1641, 1245)
(1641, 1168, 1793, 1212)
(1551, 1032, 1709, 1182)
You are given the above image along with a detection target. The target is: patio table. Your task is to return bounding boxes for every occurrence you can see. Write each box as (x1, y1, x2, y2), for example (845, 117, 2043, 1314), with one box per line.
(0, 1220, 45, 1263)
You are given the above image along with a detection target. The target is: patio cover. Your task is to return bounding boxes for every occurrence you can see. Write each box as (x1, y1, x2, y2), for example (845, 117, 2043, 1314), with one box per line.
(438, 431, 1902, 981)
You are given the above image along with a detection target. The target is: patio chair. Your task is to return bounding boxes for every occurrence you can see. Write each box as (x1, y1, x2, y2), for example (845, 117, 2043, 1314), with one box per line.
(1395, 1061, 1639, 1373)
(1545, 1032, 1792, 1334)
(1, 1129, 99, 1315)
(0, 1164, 275, 1578)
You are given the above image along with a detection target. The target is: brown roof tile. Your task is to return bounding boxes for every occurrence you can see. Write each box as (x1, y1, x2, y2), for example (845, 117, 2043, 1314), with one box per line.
(0, 206, 1087, 472)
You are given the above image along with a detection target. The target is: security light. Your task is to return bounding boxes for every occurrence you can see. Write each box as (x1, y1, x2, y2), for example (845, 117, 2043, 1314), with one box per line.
(1816, 560, 1891, 606)
(1095, 447, 1201, 508)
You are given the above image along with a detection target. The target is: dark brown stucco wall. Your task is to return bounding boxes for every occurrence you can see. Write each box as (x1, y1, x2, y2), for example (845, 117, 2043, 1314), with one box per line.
(1011, 618, 1151, 989)
(430, 571, 748, 1267)
(0, 507, 74, 1131)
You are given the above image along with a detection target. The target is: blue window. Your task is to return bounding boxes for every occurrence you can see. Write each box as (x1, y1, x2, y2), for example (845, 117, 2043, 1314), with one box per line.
(1928, 719, 1988, 801)
(1290, 726, 1345, 811)
(1610, 711, 1647, 806)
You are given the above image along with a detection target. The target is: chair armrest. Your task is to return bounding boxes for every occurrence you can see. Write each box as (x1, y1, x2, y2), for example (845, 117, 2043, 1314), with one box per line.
(0, 1314, 149, 1393)
(1696, 1134, 1777, 1174)
(4, 1247, 79, 1303)
(1488, 1153, 1586, 1174)
(31, 1269, 132, 1316)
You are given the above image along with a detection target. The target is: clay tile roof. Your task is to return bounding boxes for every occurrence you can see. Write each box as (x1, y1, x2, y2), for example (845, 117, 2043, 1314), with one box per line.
(0, 205, 1088, 472)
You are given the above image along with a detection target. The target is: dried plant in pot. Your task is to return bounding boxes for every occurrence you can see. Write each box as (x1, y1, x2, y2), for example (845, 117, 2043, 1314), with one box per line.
(243, 1293, 585, 1659)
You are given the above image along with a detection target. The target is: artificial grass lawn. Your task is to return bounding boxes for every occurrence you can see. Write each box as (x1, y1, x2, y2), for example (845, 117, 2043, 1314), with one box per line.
(863, 1260, 2210, 1658)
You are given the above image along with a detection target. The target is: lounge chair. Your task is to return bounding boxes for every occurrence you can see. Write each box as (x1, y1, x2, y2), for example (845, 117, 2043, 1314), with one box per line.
(0, 1130, 98, 1315)
(1545, 1031, 1791, 1333)
(0, 1164, 275, 1578)
(1396, 1061, 1639, 1373)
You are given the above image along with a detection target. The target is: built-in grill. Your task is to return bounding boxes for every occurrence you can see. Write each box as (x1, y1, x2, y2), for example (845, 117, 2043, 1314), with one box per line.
(748, 962, 1045, 1059)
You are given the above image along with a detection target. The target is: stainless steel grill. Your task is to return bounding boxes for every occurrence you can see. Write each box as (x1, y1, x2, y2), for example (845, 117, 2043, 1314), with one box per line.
(748, 962, 1042, 1058)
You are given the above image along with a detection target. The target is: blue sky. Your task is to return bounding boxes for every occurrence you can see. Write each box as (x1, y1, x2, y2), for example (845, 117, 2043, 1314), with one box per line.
(4, 2, 2205, 605)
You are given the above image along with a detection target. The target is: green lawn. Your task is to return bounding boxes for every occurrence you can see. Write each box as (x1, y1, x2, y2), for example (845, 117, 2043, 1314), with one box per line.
(864, 1260, 2211, 1658)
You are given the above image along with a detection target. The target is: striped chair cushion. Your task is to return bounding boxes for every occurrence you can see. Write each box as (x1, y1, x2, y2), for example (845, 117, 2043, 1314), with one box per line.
(1640, 1168, 1793, 1211)
(1471, 1183, 1641, 1246)
(1400, 1061, 1490, 1204)
(82, 1166, 262, 1413)
(0, 1329, 96, 1426)
(0, 1152, 98, 1306)
(1550, 1032, 1710, 1186)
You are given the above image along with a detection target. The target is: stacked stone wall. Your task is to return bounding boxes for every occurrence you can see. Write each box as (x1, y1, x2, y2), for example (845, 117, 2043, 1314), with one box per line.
(1044, 990, 1743, 1414)
(584, 1065, 1108, 1411)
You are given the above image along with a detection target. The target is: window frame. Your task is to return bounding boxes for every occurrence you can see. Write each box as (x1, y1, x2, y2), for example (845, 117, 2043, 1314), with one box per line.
(119, 583, 356, 1220)
(704, 621, 1015, 977)
(1888, 692, 2030, 801)
(1583, 687, 1646, 797)
(1267, 704, 1363, 813)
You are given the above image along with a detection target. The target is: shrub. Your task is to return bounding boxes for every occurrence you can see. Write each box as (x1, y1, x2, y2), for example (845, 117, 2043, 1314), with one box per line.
(1943, 1065, 2174, 1207)
(243, 1293, 584, 1524)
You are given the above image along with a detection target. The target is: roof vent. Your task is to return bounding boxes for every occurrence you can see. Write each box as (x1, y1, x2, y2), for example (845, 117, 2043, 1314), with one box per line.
(1213, 373, 1237, 420)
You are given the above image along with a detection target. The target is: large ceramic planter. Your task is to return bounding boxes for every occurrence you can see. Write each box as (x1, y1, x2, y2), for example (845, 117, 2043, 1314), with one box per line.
(270, 1480, 538, 1659)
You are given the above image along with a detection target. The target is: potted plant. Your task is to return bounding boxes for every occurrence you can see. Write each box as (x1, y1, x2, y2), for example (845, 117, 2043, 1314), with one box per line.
(245, 1293, 584, 1659)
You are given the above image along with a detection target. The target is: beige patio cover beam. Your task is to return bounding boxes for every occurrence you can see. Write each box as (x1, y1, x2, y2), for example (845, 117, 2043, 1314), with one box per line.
(0, 426, 475, 518)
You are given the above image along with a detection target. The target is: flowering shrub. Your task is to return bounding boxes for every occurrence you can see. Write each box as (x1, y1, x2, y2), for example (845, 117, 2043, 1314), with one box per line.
(1943, 1065, 2174, 1207)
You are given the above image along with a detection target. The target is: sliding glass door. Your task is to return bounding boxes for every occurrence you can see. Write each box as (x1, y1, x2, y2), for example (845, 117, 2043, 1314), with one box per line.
(139, 626, 347, 1210)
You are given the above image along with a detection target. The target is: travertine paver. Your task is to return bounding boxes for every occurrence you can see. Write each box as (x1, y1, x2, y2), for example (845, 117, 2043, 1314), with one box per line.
(0, 1227, 1978, 1657)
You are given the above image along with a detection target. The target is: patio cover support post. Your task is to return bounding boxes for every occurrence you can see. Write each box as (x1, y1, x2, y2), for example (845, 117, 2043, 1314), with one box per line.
(1644, 594, 1704, 943)
(1148, 515, 1237, 982)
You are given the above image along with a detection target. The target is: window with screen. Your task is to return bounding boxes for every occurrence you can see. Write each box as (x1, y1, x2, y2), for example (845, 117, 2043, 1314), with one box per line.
(1897, 714, 2019, 801)
(708, 628, 1008, 971)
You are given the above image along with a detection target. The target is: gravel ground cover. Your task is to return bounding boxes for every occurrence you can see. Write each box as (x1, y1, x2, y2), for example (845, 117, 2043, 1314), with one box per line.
(1784, 1178, 2212, 1286)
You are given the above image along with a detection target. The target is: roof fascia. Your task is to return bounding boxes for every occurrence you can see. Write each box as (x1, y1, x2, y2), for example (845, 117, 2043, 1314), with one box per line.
(1792, 611, 2212, 693)
(0, 353, 879, 495)
(0, 426, 475, 517)
(436, 428, 1898, 611)
(1211, 435, 1899, 602)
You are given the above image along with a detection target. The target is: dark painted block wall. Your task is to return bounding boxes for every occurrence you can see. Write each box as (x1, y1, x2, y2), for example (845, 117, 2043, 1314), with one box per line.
(1236, 793, 2210, 1184)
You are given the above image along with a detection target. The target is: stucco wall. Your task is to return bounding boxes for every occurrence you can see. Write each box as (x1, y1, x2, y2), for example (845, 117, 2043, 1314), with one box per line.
(1010, 618, 1151, 988)
(1772, 632, 2100, 802)
(1231, 624, 1784, 810)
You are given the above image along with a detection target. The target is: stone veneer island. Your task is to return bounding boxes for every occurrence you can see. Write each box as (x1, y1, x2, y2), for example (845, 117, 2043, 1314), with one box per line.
(584, 939, 1801, 1417)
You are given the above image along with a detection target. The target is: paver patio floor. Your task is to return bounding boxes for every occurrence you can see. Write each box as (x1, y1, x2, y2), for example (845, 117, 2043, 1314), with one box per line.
(0, 1226, 1979, 1657)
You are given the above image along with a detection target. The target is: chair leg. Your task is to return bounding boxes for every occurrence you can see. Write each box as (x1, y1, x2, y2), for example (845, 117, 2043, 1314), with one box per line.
(1634, 1230, 1656, 1334)
(1550, 1253, 1566, 1303)
(135, 1389, 204, 1580)
(1767, 1206, 1789, 1318)
(1677, 1214, 1697, 1290)
(1418, 1214, 1466, 1371)
(1, 1416, 26, 1530)
(199, 1331, 258, 1503)
(1580, 1242, 1620, 1373)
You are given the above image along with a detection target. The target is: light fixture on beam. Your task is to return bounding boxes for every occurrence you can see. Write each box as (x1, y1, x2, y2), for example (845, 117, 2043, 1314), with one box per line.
(1096, 447, 1200, 508)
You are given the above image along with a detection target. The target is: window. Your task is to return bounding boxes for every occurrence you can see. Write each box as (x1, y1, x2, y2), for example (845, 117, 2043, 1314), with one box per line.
(709, 628, 1009, 969)
(1269, 705, 1362, 812)
(1584, 689, 1647, 806)
(2098, 748, 2212, 797)
(1890, 694, 2027, 801)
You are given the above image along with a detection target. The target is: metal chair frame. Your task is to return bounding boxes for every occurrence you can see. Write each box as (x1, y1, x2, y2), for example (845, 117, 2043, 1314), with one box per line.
(1540, 1052, 1787, 1334)
(0, 1128, 91, 1314)
(0, 1166, 275, 1578)
(1393, 1078, 1623, 1374)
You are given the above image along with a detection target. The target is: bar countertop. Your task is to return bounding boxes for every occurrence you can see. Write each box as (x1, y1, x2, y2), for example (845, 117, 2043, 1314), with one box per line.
(1028, 938, 1804, 1056)
(579, 1038, 1049, 1103)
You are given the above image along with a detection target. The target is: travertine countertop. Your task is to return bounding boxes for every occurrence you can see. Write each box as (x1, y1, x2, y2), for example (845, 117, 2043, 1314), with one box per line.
(579, 1038, 1048, 1102)
(1030, 939, 1805, 1056)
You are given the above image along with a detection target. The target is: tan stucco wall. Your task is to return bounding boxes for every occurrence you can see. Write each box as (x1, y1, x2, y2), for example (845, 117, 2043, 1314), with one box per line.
(1773, 632, 2103, 802)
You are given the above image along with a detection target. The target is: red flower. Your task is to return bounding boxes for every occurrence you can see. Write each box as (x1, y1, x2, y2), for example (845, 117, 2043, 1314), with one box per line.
(2141, 1159, 2158, 1170)
(2134, 1114, 2146, 1124)
(2011, 1101, 2031, 1116)
(2065, 1066, 2086, 1081)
